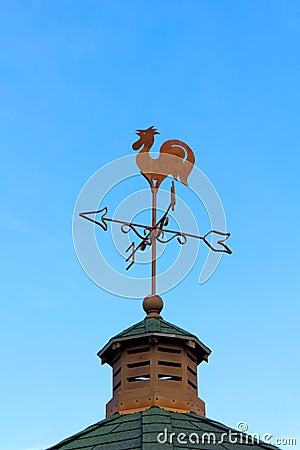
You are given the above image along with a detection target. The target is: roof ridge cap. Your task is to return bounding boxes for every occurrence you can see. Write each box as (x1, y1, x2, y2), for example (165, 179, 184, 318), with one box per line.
(115, 319, 144, 336)
(46, 413, 123, 449)
(162, 318, 198, 337)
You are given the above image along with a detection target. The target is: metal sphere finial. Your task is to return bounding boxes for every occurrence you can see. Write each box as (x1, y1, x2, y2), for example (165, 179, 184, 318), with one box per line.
(143, 295, 163, 318)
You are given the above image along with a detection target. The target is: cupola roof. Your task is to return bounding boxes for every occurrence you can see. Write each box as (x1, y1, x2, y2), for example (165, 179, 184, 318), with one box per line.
(98, 317, 211, 366)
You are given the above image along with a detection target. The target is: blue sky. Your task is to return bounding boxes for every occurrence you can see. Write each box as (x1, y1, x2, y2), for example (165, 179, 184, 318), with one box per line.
(0, 1, 299, 449)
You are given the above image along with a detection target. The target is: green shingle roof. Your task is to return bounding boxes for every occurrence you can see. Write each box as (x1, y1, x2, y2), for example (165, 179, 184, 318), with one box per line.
(114, 317, 199, 339)
(98, 317, 211, 364)
(47, 407, 279, 450)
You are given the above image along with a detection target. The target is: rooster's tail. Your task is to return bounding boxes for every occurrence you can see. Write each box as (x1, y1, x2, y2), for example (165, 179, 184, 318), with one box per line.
(160, 139, 195, 186)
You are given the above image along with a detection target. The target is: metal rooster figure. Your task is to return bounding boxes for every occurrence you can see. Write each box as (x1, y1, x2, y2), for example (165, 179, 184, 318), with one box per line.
(80, 126, 231, 297)
(132, 125, 195, 188)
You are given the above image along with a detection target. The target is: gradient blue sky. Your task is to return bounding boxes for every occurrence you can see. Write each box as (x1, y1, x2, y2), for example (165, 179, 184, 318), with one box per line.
(1, 2, 299, 449)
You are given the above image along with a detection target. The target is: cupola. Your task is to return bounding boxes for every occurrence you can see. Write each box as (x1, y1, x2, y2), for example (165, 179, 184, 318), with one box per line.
(98, 295, 211, 418)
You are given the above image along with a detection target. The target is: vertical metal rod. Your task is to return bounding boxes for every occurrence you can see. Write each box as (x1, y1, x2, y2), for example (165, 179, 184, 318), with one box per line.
(151, 187, 157, 295)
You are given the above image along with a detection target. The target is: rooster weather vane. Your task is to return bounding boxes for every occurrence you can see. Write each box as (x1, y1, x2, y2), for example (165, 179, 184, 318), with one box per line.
(80, 126, 232, 296)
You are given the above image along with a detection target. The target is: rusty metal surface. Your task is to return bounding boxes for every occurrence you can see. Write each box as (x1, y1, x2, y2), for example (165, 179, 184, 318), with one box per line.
(132, 126, 195, 189)
(79, 126, 232, 296)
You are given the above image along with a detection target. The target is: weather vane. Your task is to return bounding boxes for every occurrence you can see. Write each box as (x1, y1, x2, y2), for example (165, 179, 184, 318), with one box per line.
(79, 126, 232, 297)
